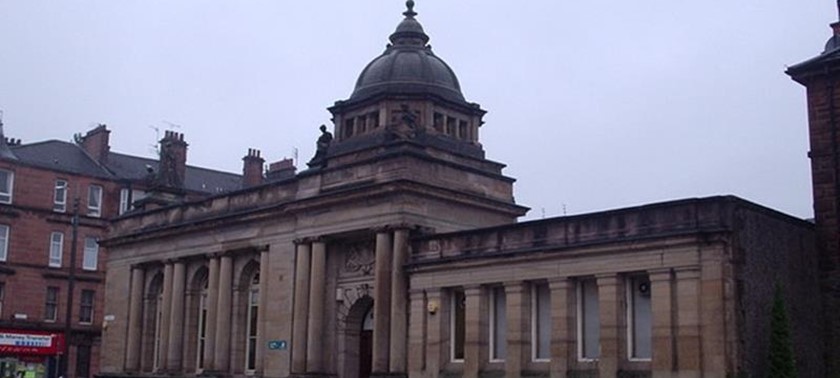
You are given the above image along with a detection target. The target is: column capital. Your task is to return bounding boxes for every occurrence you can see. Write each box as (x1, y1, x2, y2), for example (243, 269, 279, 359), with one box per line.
(648, 268, 673, 281)
(371, 225, 392, 234)
(548, 277, 572, 290)
(595, 273, 620, 285)
(502, 281, 527, 294)
(674, 266, 701, 279)
(463, 285, 483, 296)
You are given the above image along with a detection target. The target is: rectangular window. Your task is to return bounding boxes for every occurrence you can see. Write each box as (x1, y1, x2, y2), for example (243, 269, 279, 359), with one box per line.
(433, 112, 444, 132)
(0, 224, 8, 262)
(45, 286, 59, 322)
(357, 116, 367, 133)
(578, 278, 600, 360)
(0, 282, 5, 317)
(82, 237, 98, 271)
(490, 287, 507, 361)
(369, 111, 380, 129)
(119, 188, 129, 215)
(75, 344, 91, 378)
(446, 116, 456, 136)
(53, 180, 68, 212)
(532, 283, 551, 361)
(451, 288, 465, 361)
(627, 275, 652, 360)
(87, 185, 103, 217)
(79, 289, 94, 324)
(344, 119, 355, 139)
(0, 170, 13, 204)
(49, 232, 64, 268)
(458, 120, 468, 139)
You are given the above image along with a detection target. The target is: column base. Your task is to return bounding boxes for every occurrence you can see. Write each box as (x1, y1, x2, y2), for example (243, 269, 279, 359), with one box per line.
(369, 373, 407, 378)
(197, 370, 230, 378)
(288, 373, 337, 378)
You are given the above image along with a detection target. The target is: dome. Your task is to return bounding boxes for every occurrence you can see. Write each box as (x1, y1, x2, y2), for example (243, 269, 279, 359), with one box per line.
(349, 1, 466, 104)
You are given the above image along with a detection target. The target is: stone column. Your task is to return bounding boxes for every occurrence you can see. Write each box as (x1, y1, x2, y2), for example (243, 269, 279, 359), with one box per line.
(650, 269, 675, 378)
(291, 242, 311, 374)
(425, 289, 444, 377)
(389, 228, 410, 374)
(549, 278, 573, 378)
(676, 268, 702, 376)
(214, 255, 233, 372)
(407, 289, 426, 376)
(463, 286, 483, 378)
(307, 240, 327, 373)
(255, 248, 270, 373)
(167, 260, 187, 371)
(125, 267, 145, 372)
(158, 262, 174, 370)
(372, 231, 393, 374)
(504, 282, 527, 378)
(596, 274, 622, 378)
(700, 250, 727, 375)
(203, 256, 220, 370)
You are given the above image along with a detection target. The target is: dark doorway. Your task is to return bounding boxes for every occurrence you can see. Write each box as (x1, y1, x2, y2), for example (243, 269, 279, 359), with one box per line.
(359, 306, 374, 378)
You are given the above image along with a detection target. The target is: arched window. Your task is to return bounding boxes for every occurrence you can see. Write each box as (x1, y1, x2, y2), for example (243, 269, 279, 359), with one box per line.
(245, 272, 260, 372)
(196, 278, 209, 371)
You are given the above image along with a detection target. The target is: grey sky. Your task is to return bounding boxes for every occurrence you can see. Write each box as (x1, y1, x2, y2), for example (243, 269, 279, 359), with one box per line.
(0, 1, 831, 220)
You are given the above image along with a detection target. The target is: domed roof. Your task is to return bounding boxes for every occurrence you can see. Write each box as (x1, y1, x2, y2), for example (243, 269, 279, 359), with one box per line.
(349, 1, 466, 104)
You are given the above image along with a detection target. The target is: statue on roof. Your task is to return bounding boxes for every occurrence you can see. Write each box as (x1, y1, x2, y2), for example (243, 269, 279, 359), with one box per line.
(308, 124, 333, 168)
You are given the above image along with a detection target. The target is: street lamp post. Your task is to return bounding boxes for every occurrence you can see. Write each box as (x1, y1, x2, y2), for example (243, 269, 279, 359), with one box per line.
(61, 198, 80, 378)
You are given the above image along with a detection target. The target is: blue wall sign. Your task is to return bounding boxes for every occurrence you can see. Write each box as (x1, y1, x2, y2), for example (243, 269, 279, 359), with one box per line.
(268, 340, 288, 350)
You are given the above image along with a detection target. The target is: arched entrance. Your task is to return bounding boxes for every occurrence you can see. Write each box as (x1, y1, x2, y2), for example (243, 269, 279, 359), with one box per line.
(359, 307, 374, 378)
(342, 296, 373, 378)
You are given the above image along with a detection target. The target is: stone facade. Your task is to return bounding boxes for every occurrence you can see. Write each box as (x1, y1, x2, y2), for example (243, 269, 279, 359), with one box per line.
(99, 3, 826, 378)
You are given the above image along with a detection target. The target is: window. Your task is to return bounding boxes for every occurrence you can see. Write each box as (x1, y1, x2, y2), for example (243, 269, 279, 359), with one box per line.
(369, 111, 380, 129)
(79, 290, 94, 324)
(578, 278, 600, 360)
(446, 116, 456, 136)
(245, 273, 260, 372)
(459, 120, 468, 140)
(87, 185, 102, 217)
(119, 189, 146, 215)
(45, 286, 59, 322)
(490, 287, 507, 361)
(532, 283, 551, 361)
(344, 119, 355, 139)
(433, 112, 444, 132)
(53, 180, 67, 212)
(627, 275, 652, 360)
(48, 232, 63, 268)
(0, 170, 13, 204)
(357, 116, 367, 134)
(450, 289, 465, 361)
(0, 282, 5, 317)
(196, 279, 209, 370)
(0, 225, 8, 262)
(82, 237, 98, 271)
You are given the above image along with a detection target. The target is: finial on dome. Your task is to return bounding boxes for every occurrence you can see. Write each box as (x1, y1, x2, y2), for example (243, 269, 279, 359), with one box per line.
(404, 0, 417, 18)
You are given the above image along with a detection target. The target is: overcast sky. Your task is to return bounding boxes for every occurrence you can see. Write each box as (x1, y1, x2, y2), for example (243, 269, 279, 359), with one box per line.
(0, 1, 833, 220)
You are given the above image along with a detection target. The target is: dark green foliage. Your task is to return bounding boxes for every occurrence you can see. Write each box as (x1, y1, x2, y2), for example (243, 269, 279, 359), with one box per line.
(768, 284, 797, 378)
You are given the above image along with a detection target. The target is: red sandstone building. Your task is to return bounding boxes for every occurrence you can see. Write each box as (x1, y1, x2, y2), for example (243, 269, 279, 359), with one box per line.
(0, 124, 245, 378)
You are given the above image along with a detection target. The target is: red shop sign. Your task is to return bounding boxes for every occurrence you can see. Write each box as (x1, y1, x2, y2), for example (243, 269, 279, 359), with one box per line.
(0, 329, 64, 356)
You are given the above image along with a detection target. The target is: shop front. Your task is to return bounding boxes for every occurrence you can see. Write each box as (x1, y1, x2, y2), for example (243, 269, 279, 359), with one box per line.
(0, 329, 63, 378)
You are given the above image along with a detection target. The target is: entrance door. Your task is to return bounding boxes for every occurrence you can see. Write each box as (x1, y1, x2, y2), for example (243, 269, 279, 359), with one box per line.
(359, 307, 374, 378)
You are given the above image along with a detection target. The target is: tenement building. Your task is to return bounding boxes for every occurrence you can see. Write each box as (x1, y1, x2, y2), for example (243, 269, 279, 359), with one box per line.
(0, 123, 242, 378)
(99, 3, 827, 378)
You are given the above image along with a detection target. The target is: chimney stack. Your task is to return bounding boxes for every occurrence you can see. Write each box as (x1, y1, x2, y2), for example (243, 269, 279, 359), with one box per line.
(158, 130, 188, 188)
(79, 124, 110, 164)
(266, 158, 297, 182)
(242, 148, 265, 188)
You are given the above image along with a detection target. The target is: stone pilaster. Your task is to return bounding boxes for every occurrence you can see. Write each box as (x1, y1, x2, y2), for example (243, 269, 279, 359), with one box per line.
(307, 240, 327, 373)
(125, 267, 145, 372)
(167, 260, 187, 371)
(389, 228, 410, 375)
(158, 262, 174, 370)
(291, 242, 311, 374)
(504, 282, 527, 378)
(372, 231, 393, 374)
(649, 269, 675, 378)
(676, 268, 702, 376)
(255, 248, 270, 373)
(407, 289, 426, 376)
(203, 256, 220, 370)
(548, 278, 572, 378)
(426, 289, 444, 378)
(596, 274, 622, 378)
(700, 251, 727, 375)
(463, 286, 483, 378)
(214, 255, 233, 372)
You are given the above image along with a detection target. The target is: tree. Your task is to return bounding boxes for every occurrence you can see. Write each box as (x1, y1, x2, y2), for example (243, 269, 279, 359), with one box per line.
(768, 283, 797, 378)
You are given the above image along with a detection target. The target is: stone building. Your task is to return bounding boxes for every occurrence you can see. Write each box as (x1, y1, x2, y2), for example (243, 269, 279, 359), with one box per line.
(0, 123, 242, 378)
(99, 3, 825, 378)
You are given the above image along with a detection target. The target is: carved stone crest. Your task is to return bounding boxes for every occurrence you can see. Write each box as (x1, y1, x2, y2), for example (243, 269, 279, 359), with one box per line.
(343, 243, 375, 276)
